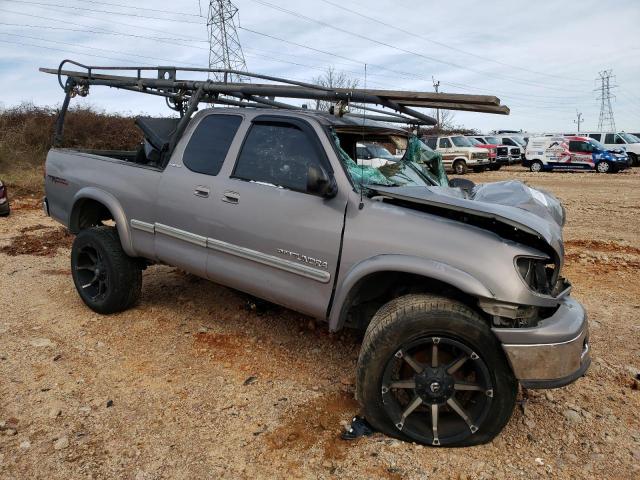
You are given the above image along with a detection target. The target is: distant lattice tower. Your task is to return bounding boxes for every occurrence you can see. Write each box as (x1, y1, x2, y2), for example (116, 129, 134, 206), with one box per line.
(207, 0, 248, 82)
(595, 69, 616, 131)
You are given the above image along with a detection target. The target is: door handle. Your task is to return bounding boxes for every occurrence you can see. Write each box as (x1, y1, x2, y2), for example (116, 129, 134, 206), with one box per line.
(194, 186, 210, 198)
(222, 190, 240, 204)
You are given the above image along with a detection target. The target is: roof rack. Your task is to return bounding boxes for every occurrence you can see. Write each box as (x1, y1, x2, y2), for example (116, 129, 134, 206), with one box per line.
(41, 59, 510, 150)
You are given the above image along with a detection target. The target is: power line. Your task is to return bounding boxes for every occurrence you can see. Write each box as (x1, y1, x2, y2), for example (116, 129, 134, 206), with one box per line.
(0, 21, 209, 48)
(239, 26, 593, 108)
(4, 0, 205, 24)
(317, 0, 590, 86)
(246, 0, 588, 92)
(69, 0, 203, 17)
(0, 31, 203, 66)
(0, 7, 207, 42)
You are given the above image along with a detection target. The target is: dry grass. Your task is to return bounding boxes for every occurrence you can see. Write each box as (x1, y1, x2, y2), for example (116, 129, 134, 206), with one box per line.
(0, 103, 142, 197)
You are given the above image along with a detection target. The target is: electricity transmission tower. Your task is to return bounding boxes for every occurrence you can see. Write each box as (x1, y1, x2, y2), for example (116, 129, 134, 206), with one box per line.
(595, 70, 616, 131)
(206, 0, 248, 82)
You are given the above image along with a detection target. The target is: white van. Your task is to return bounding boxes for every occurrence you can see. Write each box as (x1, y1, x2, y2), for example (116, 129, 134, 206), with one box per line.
(525, 135, 629, 173)
(564, 132, 640, 166)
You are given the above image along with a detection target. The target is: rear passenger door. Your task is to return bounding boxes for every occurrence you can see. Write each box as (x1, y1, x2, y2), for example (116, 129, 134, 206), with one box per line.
(207, 116, 348, 318)
(153, 114, 243, 277)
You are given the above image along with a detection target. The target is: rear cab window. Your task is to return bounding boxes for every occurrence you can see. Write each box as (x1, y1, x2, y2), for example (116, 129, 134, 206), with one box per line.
(183, 114, 243, 175)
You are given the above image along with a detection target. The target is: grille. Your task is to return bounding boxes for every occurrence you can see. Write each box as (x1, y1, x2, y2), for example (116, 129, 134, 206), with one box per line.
(497, 147, 508, 156)
(511, 148, 521, 156)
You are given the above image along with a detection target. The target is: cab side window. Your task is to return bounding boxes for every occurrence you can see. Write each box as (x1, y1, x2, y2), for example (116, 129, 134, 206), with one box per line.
(604, 133, 615, 144)
(426, 138, 437, 149)
(233, 121, 324, 194)
(569, 141, 592, 153)
(615, 134, 626, 144)
(183, 115, 243, 176)
(589, 133, 601, 141)
(439, 138, 452, 148)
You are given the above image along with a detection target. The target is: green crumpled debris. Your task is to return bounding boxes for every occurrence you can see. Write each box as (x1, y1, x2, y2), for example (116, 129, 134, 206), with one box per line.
(330, 130, 395, 188)
(404, 136, 448, 187)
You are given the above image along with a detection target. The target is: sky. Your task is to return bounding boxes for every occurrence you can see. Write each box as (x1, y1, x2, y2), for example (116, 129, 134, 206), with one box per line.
(1, 0, 639, 133)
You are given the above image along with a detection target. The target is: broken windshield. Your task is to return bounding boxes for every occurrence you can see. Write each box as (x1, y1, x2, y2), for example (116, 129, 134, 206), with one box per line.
(331, 130, 448, 189)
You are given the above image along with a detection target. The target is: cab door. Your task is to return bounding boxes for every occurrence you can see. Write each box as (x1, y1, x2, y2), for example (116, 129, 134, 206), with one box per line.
(205, 116, 348, 318)
(567, 140, 595, 170)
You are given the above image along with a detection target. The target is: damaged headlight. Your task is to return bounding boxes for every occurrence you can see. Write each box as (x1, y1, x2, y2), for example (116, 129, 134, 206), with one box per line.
(515, 256, 557, 295)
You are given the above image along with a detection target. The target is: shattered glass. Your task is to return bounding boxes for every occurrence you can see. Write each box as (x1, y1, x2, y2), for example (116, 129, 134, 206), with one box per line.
(402, 136, 448, 187)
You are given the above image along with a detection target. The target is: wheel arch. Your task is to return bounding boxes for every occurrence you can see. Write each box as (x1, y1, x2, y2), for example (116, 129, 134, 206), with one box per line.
(69, 188, 135, 256)
(328, 255, 494, 332)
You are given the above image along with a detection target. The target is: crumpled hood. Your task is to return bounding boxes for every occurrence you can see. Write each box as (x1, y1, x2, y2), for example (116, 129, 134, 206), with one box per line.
(370, 180, 565, 261)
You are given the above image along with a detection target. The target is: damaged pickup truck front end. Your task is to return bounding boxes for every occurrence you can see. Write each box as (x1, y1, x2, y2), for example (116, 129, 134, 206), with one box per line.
(366, 180, 590, 389)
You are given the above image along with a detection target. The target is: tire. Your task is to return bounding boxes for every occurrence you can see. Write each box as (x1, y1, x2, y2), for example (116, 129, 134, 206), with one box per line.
(452, 160, 467, 175)
(595, 161, 610, 173)
(628, 153, 637, 167)
(356, 294, 517, 447)
(489, 165, 502, 171)
(71, 226, 142, 314)
(530, 160, 543, 173)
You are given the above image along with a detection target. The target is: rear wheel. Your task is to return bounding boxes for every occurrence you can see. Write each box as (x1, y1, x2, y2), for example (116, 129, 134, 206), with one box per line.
(595, 161, 610, 173)
(627, 153, 637, 167)
(530, 160, 543, 173)
(453, 160, 467, 175)
(356, 294, 517, 447)
(71, 226, 142, 314)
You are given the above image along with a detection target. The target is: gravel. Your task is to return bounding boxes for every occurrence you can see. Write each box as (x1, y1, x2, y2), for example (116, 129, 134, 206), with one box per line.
(1, 167, 639, 478)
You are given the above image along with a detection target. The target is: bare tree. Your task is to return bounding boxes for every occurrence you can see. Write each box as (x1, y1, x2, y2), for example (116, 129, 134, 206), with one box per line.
(430, 108, 456, 131)
(312, 66, 359, 111)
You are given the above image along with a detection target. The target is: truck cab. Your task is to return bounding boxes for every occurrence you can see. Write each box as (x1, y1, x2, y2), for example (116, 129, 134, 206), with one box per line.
(423, 135, 490, 174)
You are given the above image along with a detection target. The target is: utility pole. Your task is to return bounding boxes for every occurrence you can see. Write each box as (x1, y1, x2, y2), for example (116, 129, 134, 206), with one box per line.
(595, 69, 616, 131)
(207, 0, 248, 82)
(432, 76, 441, 130)
(574, 110, 583, 132)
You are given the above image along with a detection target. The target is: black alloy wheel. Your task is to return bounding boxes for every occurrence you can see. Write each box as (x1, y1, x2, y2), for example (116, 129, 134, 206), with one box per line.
(381, 336, 493, 446)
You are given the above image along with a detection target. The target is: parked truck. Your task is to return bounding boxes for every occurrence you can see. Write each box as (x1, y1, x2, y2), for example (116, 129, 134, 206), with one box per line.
(41, 62, 590, 448)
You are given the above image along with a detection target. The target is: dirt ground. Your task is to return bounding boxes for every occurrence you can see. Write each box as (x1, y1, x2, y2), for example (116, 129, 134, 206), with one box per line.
(1, 166, 639, 479)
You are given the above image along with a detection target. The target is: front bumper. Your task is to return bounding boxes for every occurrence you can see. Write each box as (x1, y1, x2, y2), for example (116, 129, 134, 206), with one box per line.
(496, 156, 511, 165)
(492, 297, 590, 389)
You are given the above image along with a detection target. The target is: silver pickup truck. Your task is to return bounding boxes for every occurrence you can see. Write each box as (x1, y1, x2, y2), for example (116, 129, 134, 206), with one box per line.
(42, 64, 589, 448)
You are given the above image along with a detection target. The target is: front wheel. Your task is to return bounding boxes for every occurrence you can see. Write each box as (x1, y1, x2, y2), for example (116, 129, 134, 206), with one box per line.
(71, 226, 142, 314)
(356, 294, 517, 447)
(489, 164, 502, 171)
(530, 160, 543, 172)
(595, 161, 611, 173)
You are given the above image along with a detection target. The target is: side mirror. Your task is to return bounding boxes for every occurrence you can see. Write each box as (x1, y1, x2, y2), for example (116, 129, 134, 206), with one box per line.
(307, 164, 338, 198)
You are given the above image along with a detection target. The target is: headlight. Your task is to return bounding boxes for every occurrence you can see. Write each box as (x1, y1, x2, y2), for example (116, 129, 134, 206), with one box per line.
(515, 256, 557, 295)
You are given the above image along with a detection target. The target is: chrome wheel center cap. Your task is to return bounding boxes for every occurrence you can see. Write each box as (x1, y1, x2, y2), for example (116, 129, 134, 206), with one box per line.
(429, 382, 441, 393)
